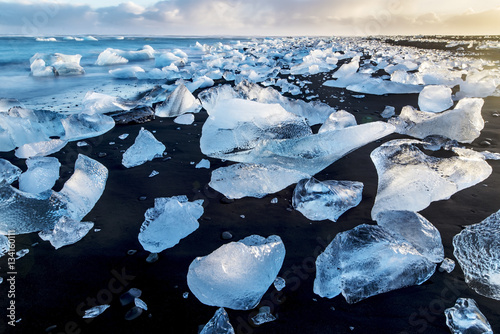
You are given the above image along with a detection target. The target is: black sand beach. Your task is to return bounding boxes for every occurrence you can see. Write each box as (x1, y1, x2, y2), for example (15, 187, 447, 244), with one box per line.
(1, 40, 499, 334)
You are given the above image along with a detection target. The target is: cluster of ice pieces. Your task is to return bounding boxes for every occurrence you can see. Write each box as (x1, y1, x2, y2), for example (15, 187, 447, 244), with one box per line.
(314, 211, 443, 303)
(187, 235, 285, 310)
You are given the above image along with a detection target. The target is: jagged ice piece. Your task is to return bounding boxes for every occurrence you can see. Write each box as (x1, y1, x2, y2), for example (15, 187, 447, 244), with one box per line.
(122, 128, 165, 168)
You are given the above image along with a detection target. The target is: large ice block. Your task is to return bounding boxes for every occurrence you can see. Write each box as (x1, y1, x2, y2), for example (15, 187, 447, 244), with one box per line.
(60, 113, 115, 142)
(371, 139, 492, 219)
(200, 308, 235, 334)
(292, 178, 363, 222)
(155, 84, 202, 117)
(0, 158, 22, 184)
(453, 209, 500, 300)
(418, 85, 453, 113)
(138, 196, 203, 253)
(15, 139, 67, 159)
(445, 298, 493, 334)
(122, 128, 165, 168)
(313, 224, 436, 303)
(209, 163, 310, 199)
(187, 235, 285, 310)
(389, 98, 484, 143)
(19, 157, 61, 194)
(30, 53, 84, 76)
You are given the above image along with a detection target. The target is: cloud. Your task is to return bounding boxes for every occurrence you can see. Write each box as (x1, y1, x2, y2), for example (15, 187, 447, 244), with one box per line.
(0, 0, 498, 36)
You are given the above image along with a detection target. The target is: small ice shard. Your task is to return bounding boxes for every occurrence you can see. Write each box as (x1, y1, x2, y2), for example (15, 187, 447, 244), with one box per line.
(148, 170, 159, 178)
(0, 154, 107, 235)
(15, 249, 29, 259)
(200, 308, 235, 334)
(77, 141, 88, 147)
(38, 216, 94, 249)
(0, 235, 9, 257)
(389, 98, 484, 143)
(453, 209, 500, 300)
(187, 235, 285, 310)
(370, 139, 492, 219)
(83, 305, 110, 319)
(119, 133, 129, 140)
(134, 298, 148, 311)
(124, 307, 143, 320)
(138, 196, 203, 253)
(120, 288, 142, 306)
(418, 85, 453, 113)
(122, 128, 165, 168)
(251, 306, 277, 326)
(146, 252, 159, 263)
(445, 298, 492, 334)
(173, 113, 194, 125)
(183, 292, 189, 299)
(155, 84, 202, 117)
(195, 159, 210, 169)
(439, 258, 456, 273)
(274, 277, 286, 291)
(270, 197, 278, 204)
(15, 139, 67, 159)
(209, 163, 310, 199)
(318, 110, 357, 133)
(380, 106, 395, 119)
(292, 178, 363, 222)
(19, 157, 60, 194)
(375, 210, 444, 263)
(0, 158, 21, 184)
(313, 224, 436, 303)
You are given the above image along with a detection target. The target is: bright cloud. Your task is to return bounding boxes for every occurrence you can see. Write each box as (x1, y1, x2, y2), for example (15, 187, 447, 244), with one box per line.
(0, 0, 498, 36)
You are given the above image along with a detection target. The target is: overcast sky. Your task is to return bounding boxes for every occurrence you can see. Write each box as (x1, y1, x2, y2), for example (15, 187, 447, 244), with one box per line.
(0, 0, 499, 36)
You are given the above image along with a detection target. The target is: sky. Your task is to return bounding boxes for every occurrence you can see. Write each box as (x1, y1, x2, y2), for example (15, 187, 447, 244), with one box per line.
(0, 0, 499, 36)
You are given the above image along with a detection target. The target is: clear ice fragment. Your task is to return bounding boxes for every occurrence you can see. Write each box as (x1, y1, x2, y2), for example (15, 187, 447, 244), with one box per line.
(83, 305, 110, 318)
(445, 298, 492, 334)
(122, 128, 165, 168)
(200, 308, 235, 334)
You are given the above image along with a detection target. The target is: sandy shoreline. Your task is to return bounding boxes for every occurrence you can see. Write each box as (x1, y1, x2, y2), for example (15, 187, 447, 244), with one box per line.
(1, 51, 500, 333)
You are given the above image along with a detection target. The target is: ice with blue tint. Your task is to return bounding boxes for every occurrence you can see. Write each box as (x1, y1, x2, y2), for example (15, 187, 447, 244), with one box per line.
(173, 113, 195, 125)
(371, 139, 492, 219)
(453, 209, 500, 300)
(314, 224, 436, 303)
(15, 139, 67, 159)
(187, 235, 285, 310)
(155, 84, 202, 117)
(390, 98, 484, 143)
(292, 178, 363, 222)
(122, 128, 165, 168)
(200, 308, 235, 334)
(138, 196, 204, 253)
(210, 163, 310, 199)
(418, 85, 453, 113)
(95, 45, 155, 65)
(30, 53, 84, 77)
(0, 158, 22, 184)
(39, 216, 94, 250)
(0, 154, 107, 235)
(19, 157, 60, 194)
(109, 66, 145, 79)
(445, 298, 492, 334)
(0, 234, 9, 258)
(318, 110, 357, 133)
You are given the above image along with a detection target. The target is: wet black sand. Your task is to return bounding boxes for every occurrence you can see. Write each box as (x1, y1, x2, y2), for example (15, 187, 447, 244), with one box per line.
(1, 52, 500, 334)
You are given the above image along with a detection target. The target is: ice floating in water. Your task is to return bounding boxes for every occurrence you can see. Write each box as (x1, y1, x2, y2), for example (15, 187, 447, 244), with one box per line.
(292, 178, 363, 222)
(418, 85, 453, 113)
(109, 66, 145, 79)
(122, 128, 165, 168)
(370, 139, 492, 219)
(200, 308, 235, 334)
(15, 139, 67, 159)
(195, 159, 210, 169)
(187, 235, 285, 310)
(30, 53, 84, 76)
(96, 45, 154, 66)
(318, 110, 357, 133)
(209, 163, 309, 199)
(389, 98, 484, 143)
(313, 224, 436, 303)
(445, 298, 492, 334)
(0, 158, 21, 184)
(453, 209, 500, 300)
(19, 157, 60, 194)
(39, 216, 94, 249)
(138, 196, 203, 253)
(0, 154, 107, 235)
(155, 84, 201, 117)
(82, 305, 110, 319)
(375, 210, 444, 263)
(173, 113, 194, 125)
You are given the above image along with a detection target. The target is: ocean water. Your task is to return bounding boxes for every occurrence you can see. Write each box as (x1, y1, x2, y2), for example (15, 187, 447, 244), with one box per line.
(0, 36, 248, 110)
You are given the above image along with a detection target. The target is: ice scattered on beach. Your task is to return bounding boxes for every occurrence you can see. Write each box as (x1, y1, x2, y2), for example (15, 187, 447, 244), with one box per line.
(122, 128, 165, 168)
(187, 235, 285, 310)
(200, 308, 235, 334)
(19, 157, 60, 194)
(155, 84, 201, 117)
(39, 216, 94, 249)
(314, 224, 436, 303)
(83, 305, 110, 319)
(96, 45, 154, 66)
(453, 209, 500, 300)
(138, 196, 203, 253)
(418, 85, 453, 113)
(209, 163, 309, 199)
(30, 53, 84, 77)
(445, 298, 492, 334)
(370, 139, 492, 219)
(292, 178, 363, 222)
(390, 98, 484, 143)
